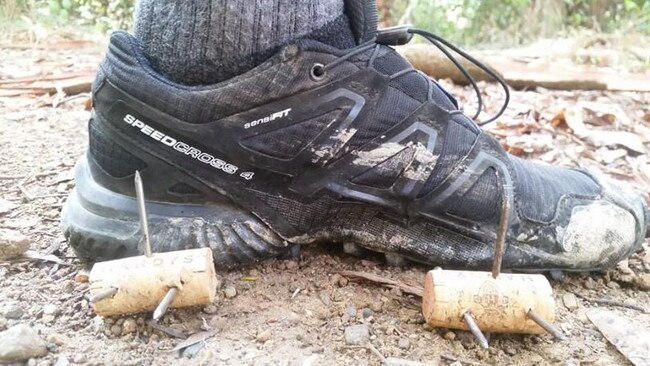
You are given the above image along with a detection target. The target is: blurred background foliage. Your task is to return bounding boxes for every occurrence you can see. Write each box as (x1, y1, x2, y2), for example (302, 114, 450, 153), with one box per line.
(1, 0, 649, 47)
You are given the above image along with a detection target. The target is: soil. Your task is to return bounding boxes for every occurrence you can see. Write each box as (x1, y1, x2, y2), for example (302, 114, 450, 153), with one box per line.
(1, 39, 649, 366)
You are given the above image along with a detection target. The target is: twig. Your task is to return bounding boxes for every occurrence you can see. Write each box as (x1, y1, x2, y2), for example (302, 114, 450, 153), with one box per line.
(0, 175, 25, 180)
(147, 320, 187, 339)
(53, 92, 90, 108)
(367, 343, 386, 363)
(18, 185, 35, 201)
(32, 193, 68, 200)
(574, 292, 647, 313)
(336, 271, 424, 297)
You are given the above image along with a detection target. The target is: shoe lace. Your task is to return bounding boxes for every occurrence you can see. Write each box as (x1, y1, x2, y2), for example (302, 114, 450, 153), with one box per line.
(320, 25, 510, 126)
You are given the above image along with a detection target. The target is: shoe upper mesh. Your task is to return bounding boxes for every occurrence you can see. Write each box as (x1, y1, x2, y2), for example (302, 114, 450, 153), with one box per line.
(89, 118, 147, 178)
(446, 167, 499, 223)
(240, 110, 342, 159)
(419, 117, 478, 197)
(352, 147, 416, 189)
(510, 156, 600, 222)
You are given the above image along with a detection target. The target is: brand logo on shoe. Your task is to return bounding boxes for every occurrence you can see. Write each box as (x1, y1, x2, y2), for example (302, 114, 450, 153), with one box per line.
(123, 114, 246, 178)
(244, 108, 291, 129)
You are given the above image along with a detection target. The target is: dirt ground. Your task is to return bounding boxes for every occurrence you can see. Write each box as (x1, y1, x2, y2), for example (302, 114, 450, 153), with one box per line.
(1, 37, 649, 366)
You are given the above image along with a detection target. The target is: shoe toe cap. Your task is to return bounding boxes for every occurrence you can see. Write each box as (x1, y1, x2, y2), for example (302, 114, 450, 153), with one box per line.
(559, 200, 637, 268)
(558, 174, 647, 268)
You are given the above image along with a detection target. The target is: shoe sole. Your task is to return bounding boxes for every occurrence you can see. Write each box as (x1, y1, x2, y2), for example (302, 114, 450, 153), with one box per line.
(61, 155, 304, 268)
(63, 155, 642, 272)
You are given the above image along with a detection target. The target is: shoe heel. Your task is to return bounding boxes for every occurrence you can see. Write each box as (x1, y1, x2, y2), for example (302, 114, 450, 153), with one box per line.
(61, 154, 291, 267)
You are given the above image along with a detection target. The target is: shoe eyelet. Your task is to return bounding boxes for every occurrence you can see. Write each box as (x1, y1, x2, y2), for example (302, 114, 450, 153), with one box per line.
(310, 63, 326, 81)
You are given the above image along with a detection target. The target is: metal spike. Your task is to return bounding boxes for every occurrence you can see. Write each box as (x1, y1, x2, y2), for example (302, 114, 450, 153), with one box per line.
(492, 173, 511, 279)
(88, 287, 118, 303)
(527, 309, 565, 340)
(134, 171, 152, 257)
(153, 287, 179, 321)
(463, 311, 489, 349)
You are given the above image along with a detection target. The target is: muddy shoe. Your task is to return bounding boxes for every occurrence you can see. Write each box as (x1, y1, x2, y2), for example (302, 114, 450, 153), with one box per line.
(61, 8, 647, 271)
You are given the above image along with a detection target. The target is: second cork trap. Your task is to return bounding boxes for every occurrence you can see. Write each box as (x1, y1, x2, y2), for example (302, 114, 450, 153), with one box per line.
(87, 171, 218, 318)
(421, 175, 564, 348)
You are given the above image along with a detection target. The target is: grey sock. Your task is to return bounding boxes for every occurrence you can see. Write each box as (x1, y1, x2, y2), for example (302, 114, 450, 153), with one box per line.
(133, 0, 352, 85)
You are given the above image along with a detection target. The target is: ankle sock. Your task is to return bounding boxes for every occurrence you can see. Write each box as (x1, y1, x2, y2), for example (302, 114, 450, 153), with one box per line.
(133, 0, 356, 85)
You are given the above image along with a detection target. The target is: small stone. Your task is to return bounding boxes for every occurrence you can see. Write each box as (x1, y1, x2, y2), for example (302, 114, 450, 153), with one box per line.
(562, 293, 579, 310)
(505, 346, 517, 356)
(203, 305, 218, 314)
(606, 281, 620, 290)
(330, 274, 342, 286)
(54, 356, 70, 366)
(344, 324, 369, 345)
(42, 315, 55, 324)
(345, 305, 357, 318)
(397, 338, 411, 350)
(361, 308, 373, 319)
(36, 361, 52, 366)
(0, 229, 30, 260)
(634, 273, 650, 291)
(338, 277, 349, 287)
(122, 318, 137, 334)
(110, 325, 122, 337)
(284, 260, 298, 270)
(0, 324, 48, 362)
(256, 329, 272, 343)
(370, 300, 383, 313)
(224, 287, 237, 299)
(316, 307, 331, 320)
(42, 304, 58, 316)
(443, 331, 456, 341)
(583, 277, 597, 290)
(46, 334, 66, 346)
(74, 270, 89, 283)
(0, 199, 17, 216)
(72, 353, 86, 364)
(3, 305, 23, 320)
(318, 292, 331, 307)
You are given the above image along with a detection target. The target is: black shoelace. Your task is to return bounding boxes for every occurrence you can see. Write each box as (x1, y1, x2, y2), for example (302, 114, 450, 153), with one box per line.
(317, 26, 510, 126)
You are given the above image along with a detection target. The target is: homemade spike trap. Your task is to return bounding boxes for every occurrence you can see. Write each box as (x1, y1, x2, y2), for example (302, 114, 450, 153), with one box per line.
(422, 179, 564, 348)
(87, 171, 217, 318)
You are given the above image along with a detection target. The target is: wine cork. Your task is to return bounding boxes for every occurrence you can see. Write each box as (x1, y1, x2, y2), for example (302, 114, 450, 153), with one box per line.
(89, 248, 218, 317)
(422, 268, 555, 334)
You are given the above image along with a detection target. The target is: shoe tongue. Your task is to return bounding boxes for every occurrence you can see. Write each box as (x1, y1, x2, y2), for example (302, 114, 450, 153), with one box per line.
(345, 0, 379, 44)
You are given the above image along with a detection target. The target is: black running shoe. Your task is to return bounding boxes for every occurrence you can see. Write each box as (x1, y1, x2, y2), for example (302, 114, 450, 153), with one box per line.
(62, 16, 648, 271)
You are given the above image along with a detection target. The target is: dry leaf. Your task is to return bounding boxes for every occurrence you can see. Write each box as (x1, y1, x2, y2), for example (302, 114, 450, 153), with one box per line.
(172, 330, 217, 352)
(581, 101, 629, 127)
(595, 148, 628, 164)
(587, 131, 646, 154)
(588, 310, 650, 366)
(563, 106, 590, 137)
(550, 109, 567, 128)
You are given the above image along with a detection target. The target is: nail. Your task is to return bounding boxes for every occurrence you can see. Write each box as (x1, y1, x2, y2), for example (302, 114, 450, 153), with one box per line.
(134, 171, 152, 257)
(492, 174, 511, 279)
(528, 309, 565, 340)
(88, 287, 118, 303)
(463, 311, 489, 349)
(153, 287, 179, 321)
